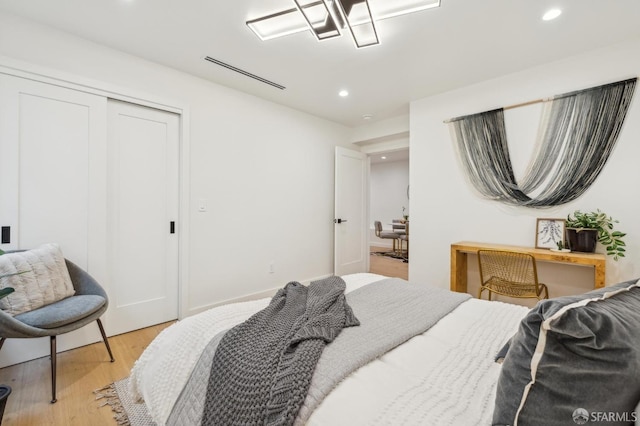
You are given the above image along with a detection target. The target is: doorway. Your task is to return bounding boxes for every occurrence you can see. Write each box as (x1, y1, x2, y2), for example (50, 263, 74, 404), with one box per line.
(368, 148, 409, 278)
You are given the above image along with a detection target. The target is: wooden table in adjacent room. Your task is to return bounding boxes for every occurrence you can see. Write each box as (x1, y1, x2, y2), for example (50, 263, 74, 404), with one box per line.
(450, 241, 606, 294)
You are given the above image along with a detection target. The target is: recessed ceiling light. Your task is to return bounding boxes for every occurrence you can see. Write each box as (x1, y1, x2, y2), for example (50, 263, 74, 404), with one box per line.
(542, 8, 562, 21)
(362, 114, 373, 120)
(339, 90, 349, 97)
(381, 156, 387, 160)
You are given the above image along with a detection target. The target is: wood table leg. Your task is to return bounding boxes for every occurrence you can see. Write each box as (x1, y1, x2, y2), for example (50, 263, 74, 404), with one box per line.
(450, 247, 468, 293)
(594, 259, 606, 288)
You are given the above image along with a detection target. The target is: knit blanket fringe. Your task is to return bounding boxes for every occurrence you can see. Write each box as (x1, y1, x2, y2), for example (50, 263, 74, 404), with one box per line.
(94, 383, 131, 426)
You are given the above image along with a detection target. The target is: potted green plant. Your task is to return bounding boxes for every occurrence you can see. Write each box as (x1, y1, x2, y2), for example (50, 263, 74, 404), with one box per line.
(565, 210, 626, 260)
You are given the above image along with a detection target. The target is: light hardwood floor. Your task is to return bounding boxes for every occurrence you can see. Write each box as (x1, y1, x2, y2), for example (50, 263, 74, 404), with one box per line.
(0, 322, 174, 426)
(369, 245, 408, 280)
(0, 251, 406, 425)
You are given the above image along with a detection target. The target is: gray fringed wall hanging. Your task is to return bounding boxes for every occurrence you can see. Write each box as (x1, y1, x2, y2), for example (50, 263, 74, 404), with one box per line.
(447, 78, 637, 207)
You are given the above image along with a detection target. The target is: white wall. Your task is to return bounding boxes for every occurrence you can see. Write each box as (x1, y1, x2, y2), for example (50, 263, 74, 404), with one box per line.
(350, 114, 409, 144)
(369, 160, 409, 246)
(410, 37, 640, 297)
(0, 12, 354, 316)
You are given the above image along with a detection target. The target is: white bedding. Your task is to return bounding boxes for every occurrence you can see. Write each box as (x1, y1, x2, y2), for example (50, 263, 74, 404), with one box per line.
(129, 273, 529, 425)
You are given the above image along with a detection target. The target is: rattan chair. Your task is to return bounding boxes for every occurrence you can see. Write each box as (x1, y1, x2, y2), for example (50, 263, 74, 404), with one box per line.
(477, 249, 549, 301)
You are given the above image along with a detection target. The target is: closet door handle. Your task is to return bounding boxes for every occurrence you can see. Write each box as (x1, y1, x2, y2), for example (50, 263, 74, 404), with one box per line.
(169, 221, 175, 234)
(1, 226, 9, 244)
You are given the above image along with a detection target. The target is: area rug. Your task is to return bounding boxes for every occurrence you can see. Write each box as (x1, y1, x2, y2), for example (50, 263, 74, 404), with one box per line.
(95, 377, 155, 426)
(370, 250, 408, 263)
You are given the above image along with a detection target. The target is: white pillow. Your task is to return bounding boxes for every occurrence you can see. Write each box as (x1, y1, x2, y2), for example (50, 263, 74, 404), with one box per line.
(0, 244, 76, 316)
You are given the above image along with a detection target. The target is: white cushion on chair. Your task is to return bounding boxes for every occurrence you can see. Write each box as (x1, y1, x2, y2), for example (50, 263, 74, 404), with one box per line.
(0, 244, 76, 316)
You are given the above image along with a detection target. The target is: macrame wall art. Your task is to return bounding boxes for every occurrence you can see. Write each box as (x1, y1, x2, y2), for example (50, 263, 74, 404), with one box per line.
(447, 78, 637, 208)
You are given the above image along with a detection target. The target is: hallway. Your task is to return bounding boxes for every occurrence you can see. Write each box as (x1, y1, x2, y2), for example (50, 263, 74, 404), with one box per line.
(369, 246, 408, 280)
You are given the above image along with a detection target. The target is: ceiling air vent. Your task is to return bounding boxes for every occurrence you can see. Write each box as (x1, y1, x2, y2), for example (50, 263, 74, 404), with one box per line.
(204, 56, 285, 90)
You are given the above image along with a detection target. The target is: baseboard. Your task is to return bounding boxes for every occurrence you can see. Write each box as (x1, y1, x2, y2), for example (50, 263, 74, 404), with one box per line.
(369, 241, 393, 249)
(184, 273, 334, 318)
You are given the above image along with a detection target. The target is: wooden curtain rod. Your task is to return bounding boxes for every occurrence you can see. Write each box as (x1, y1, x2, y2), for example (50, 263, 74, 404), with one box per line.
(443, 97, 552, 124)
(443, 76, 638, 124)
(502, 97, 551, 111)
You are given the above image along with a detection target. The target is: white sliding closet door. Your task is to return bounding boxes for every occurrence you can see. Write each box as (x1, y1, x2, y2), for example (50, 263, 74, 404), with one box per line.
(0, 74, 108, 367)
(105, 100, 179, 335)
(0, 74, 107, 266)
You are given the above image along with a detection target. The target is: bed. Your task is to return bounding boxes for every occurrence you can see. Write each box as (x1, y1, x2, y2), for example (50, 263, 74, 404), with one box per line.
(128, 273, 640, 426)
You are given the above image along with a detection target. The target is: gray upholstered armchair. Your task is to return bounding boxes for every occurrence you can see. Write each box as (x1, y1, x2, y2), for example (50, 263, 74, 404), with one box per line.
(0, 258, 114, 403)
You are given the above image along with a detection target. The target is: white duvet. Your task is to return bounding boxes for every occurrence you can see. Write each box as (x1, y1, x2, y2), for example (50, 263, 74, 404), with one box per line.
(129, 273, 529, 425)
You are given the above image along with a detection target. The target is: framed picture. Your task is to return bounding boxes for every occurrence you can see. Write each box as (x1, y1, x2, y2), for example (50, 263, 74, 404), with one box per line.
(535, 218, 566, 249)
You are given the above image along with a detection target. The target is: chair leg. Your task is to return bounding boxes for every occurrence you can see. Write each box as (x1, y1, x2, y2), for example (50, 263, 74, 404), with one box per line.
(96, 319, 115, 363)
(541, 284, 549, 300)
(50, 336, 57, 404)
(478, 287, 489, 300)
(479, 286, 493, 300)
(0, 337, 5, 352)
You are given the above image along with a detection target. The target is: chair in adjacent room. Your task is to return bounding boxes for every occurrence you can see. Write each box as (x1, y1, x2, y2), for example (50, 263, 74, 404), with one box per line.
(391, 219, 407, 236)
(477, 249, 549, 301)
(0, 258, 114, 403)
(398, 221, 409, 261)
(374, 221, 401, 254)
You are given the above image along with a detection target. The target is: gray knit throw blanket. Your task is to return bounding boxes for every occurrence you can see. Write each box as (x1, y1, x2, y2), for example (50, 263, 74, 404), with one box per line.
(201, 276, 359, 426)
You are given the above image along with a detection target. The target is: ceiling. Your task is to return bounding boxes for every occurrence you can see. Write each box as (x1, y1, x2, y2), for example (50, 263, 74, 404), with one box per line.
(370, 149, 409, 164)
(1, 0, 640, 127)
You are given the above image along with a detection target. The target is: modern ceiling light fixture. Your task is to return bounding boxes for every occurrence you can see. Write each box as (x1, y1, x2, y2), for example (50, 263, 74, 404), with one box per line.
(328, 0, 379, 48)
(247, 7, 308, 41)
(293, 0, 341, 41)
(246, 0, 440, 48)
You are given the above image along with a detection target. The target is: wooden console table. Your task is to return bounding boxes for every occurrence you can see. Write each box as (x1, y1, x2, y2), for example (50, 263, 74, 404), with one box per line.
(450, 241, 606, 294)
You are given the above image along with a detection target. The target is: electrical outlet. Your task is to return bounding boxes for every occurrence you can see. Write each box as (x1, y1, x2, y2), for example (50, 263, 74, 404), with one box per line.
(269, 262, 275, 274)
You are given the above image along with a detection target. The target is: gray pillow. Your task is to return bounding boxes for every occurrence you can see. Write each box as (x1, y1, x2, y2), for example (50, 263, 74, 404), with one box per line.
(493, 279, 640, 426)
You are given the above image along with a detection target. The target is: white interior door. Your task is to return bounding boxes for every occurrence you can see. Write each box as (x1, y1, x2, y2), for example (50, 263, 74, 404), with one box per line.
(0, 74, 108, 367)
(334, 146, 368, 276)
(106, 100, 180, 335)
